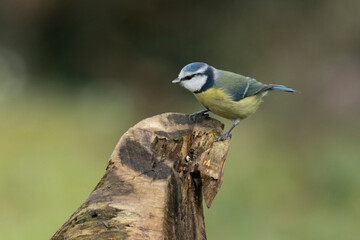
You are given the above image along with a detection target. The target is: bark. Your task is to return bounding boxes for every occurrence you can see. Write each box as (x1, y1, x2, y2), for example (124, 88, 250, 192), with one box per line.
(52, 113, 230, 240)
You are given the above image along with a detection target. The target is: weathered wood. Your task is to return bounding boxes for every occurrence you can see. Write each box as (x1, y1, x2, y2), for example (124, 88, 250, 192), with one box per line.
(52, 113, 230, 240)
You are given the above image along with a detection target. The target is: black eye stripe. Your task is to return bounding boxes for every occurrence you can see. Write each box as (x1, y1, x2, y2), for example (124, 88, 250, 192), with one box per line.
(181, 73, 202, 81)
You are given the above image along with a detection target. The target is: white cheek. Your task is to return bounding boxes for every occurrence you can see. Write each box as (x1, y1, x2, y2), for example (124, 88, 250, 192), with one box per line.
(181, 75, 207, 92)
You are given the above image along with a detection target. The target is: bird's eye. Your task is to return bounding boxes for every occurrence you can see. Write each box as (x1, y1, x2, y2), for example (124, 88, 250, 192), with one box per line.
(182, 73, 201, 81)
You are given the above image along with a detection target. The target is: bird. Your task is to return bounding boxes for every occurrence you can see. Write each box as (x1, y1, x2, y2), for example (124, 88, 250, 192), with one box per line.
(172, 62, 296, 142)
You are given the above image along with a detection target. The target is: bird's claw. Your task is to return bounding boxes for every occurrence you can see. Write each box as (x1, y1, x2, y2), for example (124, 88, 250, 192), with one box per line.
(214, 133, 232, 142)
(189, 111, 209, 122)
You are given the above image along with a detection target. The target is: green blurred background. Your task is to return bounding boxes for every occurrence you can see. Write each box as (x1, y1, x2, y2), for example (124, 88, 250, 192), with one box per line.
(1, 0, 360, 239)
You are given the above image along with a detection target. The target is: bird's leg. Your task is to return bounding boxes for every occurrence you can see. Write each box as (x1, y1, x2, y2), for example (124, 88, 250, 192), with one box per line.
(214, 119, 240, 142)
(189, 109, 209, 122)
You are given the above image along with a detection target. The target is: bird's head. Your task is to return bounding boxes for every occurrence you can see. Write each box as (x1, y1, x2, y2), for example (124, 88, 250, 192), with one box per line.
(172, 62, 215, 93)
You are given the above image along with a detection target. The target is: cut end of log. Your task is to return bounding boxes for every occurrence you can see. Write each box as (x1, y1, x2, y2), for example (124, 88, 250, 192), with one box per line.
(52, 112, 230, 240)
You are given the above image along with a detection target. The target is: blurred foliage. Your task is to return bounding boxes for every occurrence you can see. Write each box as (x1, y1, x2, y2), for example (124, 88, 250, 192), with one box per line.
(0, 0, 360, 239)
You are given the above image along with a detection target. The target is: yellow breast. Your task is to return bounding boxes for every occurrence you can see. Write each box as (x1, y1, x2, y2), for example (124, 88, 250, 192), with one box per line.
(194, 88, 265, 120)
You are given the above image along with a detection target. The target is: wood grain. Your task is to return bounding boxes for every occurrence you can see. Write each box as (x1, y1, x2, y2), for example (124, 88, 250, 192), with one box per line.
(52, 113, 230, 240)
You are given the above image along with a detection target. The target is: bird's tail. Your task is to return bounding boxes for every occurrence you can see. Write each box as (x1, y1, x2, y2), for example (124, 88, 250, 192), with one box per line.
(268, 84, 296, 93)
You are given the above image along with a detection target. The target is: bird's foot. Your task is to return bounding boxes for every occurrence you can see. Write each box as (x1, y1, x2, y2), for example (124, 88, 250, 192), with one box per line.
(214, 132, 232, 142)
(189, 110, 209, 122)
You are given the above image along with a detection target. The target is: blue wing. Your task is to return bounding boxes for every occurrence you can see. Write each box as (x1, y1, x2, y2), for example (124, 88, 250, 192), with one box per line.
(215, 71, 295, 101)
(215, 71, 268, 101)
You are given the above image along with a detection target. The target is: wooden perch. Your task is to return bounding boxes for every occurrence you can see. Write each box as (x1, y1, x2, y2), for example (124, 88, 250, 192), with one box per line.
(52, 113, 230, 240)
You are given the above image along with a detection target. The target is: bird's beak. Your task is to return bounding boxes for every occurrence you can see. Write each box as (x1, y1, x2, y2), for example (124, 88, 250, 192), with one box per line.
(172, 78, 181, 83)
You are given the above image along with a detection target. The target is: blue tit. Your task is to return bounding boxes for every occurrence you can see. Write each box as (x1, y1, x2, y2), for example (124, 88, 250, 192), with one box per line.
(172, 62, 296, 142)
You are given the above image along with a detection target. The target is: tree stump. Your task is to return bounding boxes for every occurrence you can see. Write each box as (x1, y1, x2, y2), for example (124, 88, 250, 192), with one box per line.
(52, 113, 230, 240)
